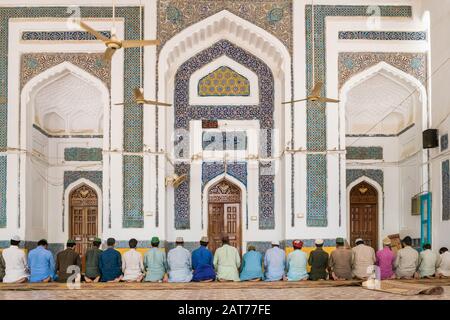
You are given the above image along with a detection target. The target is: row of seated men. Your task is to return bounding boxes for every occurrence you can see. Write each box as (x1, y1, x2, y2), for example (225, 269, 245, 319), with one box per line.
(1, 235, 450, 283)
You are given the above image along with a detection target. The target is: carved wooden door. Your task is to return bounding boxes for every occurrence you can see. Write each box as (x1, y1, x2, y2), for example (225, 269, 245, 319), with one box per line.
(350, 182, 378, 249)
(207, 180, 242, 254)
(70, 185, 98, 257)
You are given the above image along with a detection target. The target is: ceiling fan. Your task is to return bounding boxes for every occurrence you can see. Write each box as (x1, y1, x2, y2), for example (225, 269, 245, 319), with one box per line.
(282, 0, 339, 105)
(78, 0, 160, 61)
(115, 88, 171, 107)
(165, 174, 187, 188)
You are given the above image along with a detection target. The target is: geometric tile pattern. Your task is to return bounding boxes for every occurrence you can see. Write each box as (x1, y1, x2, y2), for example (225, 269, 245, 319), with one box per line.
(123, 156, 144, 228)
(198, 66, 250, 96)
(305, 5, 412, 227)
(202, 131, 247, 151)
(21, 52, 111, 89)
(201, 162, 247, 188)
(346, 146, 383, 160)
(174, 40, 275, 230)
(157, 0, 293, 53)
(441, 134, 448, 152)
(443, 160, 449, 221)
(64, 148, 103, 162)
(0, 6, 142, 230)
(63, 171, 103, 191)
(338, 52, 427, 89)
(339, 31, 426, 41)
(22, 31, 110, 41)
(346, 169, 384, 188)
(0, 156, 6, 228)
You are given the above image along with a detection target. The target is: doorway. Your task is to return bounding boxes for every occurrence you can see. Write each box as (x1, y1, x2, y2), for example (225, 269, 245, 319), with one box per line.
(349, 181, 379, 249)
(207, 179, 242, 254)
(69, 184, 99, 256)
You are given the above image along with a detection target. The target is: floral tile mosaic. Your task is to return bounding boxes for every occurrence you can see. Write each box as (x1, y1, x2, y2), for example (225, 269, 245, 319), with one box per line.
(338, 31, 426, 41)
(64, 148, 103, 162)
(346, 146, 383, 160)
(0, 157, 6, 228)
(346, 169, 384, 188)
(21, 31, 110, 41)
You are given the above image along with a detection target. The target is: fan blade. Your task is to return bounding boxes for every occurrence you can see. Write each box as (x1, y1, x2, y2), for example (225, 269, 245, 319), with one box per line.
(103, 48, 116, 61)
(143, 100, 172, 107)
(122, 39, 160, 48)
(317, 97, 340, 103)
(79, 21, 110, 42)
(282, 98, 308, 105)
(114, 102, 132, 106)
(133, 88, 144, 101)
(311, 82, 324, 97)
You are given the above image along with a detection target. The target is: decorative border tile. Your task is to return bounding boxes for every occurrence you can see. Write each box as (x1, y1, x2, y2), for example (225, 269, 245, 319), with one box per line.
(157, 0, 293, 53)
(346, 169, 384, 188)
(123, 156, 144, 228)
(63, 170, 102, 191)
(338, 52, 427, 89)
(0, 157, 6, 228)
(339, 31, 426, 41)
(346, 146, 383, 160)
(21, 52, 111, 89)
(22, 31, 110, 41)
(443, 160, 449, 221)
(441, 134, 448, 152)
(64, 148, 102, 162)
(305, 5, 411, 227)
(201, 161, 247, 188)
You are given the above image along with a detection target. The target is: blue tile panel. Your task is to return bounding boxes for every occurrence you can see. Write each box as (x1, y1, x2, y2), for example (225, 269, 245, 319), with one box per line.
(202, 162, 247, 188)
(64, 148, 103, 162)
(173, 40, 275, 230)
(346, 169, 384, 188)
(0, 156, 6, 228)
(22, 31, 111, 41)
(339, 31, 426, 41)
(123, 156, 144, 228)
(202, 131, 247, 151)
(304, 5, 411, 227)
(0, 7, 143, 229)
(443, 160, 449, 221)
(441, 134, 448, 152)
(63, 171, 102, 191)
(346, 146, 383, 160)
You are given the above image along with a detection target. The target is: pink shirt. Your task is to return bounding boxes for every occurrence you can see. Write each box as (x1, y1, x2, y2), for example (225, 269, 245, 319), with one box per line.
(376, 247, 396, 280)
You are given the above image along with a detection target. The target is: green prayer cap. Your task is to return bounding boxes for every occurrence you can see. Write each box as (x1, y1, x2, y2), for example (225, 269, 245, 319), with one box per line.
(93, 237, 101, 243)
(67, 239, 76, 245)
(151, 236, 160, 244)
(336, 237, 345, 245)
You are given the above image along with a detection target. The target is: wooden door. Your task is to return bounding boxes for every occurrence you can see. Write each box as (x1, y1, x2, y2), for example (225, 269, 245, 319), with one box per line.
(207, 179, 242, 254)
(224, 204, 240, 253)
(208, 203, 224, 253)
(350, 182, 378, 249)
(70, 184, 98, 257)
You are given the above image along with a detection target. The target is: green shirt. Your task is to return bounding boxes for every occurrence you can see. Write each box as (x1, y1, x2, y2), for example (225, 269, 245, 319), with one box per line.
(214, 244, 241, 281)
(308, 248, 329, 280)
(143, 248, 168, 282)
(85, 247, 102, 278)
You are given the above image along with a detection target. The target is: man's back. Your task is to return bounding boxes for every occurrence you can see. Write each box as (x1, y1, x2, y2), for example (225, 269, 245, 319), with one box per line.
(214, 244, 240, 281)
(352, 244, 376, 279)
(264, 247, 285, 281)
(329, 248, 353, 280)
(167, 246, 192, 282)
(99, 248, 122, 282)
(376, 247, 395, 279)
(418, 249, 438, 277)
(308, 248, 329, 280)
(122, 249, 144, 280)
(144, 248, 167, 282)
(85, 247, 102, 278)
(192, 246, 213, 269)
(395, 246, 419, 278)
(28, 246, 55, 282)
(286, 250, 308, 281)
(2, 246, 29, 283)
(56, 248, 81, 283)
(437, 251, 450, 277)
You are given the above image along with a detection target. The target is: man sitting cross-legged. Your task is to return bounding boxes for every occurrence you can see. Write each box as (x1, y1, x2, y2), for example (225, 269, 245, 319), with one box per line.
(214, 236, 240, 282)
(122, 238, 145, 282)
(99, 238, 123, 282)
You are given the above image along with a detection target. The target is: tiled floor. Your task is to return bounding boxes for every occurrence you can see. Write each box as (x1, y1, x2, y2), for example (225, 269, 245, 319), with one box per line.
(0, 286, 449, 300)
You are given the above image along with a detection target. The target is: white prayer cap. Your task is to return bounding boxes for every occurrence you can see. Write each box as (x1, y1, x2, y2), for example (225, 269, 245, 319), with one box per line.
(11, 235, 20, 242)
(355, 238, 364, 244)
(271, 240, 280, 246)
(175, 236, 184, 243)
(315, 239, 324, 245)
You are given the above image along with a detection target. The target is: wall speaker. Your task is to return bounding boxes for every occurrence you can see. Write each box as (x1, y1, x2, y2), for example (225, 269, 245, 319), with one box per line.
(423, 129, 439, 149)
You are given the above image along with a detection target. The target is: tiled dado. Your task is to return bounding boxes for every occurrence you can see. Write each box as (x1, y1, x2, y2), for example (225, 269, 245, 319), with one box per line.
(304, 5, 411, 227)
(0, 157, 6, 228)
(443, 160, 449, 221)
(173, 40, 275, 230)
(0, 7, 143, 229)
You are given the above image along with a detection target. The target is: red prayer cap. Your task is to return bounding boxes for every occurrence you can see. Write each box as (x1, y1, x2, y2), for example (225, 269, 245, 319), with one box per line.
(293, 240, 303, 249)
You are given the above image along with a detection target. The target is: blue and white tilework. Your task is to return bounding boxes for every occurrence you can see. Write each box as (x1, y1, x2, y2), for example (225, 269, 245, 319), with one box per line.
(22, 31, 110, 41)
(442, 160, 449, 221)
(346, 169, 384, 188)
(339, 31, 426, 41)
(441, 134, 448, 152)
(0, 157, 6, 228)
